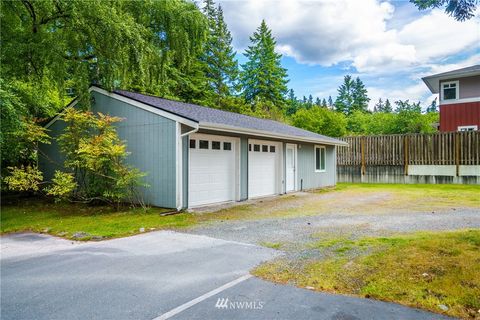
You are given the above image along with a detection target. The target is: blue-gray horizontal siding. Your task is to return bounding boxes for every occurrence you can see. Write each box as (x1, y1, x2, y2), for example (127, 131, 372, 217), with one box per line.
(92, 91, 177, 208)
(39, 92, 178, 208)
(39, 120, 66, 181)
(297, 144, 336, 190)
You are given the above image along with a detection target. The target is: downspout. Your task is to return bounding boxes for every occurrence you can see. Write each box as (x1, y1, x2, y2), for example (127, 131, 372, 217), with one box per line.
(177, 124, 199, 211)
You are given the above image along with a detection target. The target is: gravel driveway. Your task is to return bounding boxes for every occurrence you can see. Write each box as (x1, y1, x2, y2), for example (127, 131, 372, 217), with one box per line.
(186, 187, 480, 249)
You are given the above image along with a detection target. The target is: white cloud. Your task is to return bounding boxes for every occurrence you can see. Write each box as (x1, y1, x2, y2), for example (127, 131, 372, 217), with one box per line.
(219, 0, 480, 73)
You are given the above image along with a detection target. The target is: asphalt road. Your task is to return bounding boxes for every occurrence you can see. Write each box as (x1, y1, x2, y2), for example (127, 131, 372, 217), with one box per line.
(1, 231, 452, 320)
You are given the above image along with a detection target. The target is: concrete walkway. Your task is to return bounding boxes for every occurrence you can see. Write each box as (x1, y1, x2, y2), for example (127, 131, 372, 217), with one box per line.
(1, 232, 452, 320)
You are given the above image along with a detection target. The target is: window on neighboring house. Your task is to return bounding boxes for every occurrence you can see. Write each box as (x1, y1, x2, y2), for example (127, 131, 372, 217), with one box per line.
(314, 146, 326, 172)
(269, 146, 276, 153)
(189, 139, 196, 149)
(458, 125, 478, 132)
(254, 144, 260, 152)
(441, 81, 458, 100)
(223, 142, 232, 151)
(262, 145, 268, 152)
(199, 140, 209, 149)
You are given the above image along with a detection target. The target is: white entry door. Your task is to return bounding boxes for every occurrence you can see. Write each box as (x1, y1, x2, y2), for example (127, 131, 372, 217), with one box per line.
(285, 144, 297, 192)
(189, 134, 238, 207)
(248, 139, 281, 198)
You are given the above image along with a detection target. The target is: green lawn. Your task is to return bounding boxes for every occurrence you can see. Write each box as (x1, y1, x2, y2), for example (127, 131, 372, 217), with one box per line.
(0, 200, 196, 240)
(253, 230, 480, 319)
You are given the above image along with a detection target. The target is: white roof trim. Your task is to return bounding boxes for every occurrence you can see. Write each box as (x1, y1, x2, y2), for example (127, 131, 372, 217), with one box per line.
(44, 99, 79, 129)
(199, 122, 348, 146)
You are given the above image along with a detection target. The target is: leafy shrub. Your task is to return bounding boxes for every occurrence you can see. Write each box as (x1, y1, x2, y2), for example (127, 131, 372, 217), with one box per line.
(54, 109, 147, 208)
(4, 165, 43, 192)
(45, 171, 77, 200)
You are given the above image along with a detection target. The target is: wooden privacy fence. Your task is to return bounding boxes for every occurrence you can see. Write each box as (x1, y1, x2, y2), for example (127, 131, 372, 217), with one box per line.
(337, 131, 480, 176)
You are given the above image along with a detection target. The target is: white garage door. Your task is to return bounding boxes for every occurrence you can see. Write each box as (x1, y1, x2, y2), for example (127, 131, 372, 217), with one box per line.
(189, 134, 238, 207)
(248, 139, 281, 198)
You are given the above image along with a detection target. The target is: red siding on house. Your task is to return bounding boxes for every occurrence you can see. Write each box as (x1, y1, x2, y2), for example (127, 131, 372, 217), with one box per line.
(439, 101, 480, 132)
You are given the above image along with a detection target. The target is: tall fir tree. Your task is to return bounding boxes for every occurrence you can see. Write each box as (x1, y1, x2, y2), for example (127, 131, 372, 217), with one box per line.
(201, 1, 239, 103)
(335, 75, 370, 114)
(321, 98, 328, 108)
(315, 97, 322, 106)
(240, 20, 289, 108)
(328, 95, 333, 108)
(383, 99, 393, 113)
(335, 75, 355, 114)
(351, 77, 370, 112)
(286, 89, 298, 115)
(307, 94, 314, 108)
(374, 98, 384, 113)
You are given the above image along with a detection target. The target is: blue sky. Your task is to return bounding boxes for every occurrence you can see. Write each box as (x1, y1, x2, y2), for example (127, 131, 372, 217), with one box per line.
(219, 0, 480, 110)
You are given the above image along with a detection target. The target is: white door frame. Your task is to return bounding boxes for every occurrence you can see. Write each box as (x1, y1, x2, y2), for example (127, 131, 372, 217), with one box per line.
(285, 143, 298, 192)
(188, 133, 241, 207)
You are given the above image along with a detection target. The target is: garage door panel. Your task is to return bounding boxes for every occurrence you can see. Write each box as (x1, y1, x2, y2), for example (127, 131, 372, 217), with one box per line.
(189, 134, 238, 207)
(248, 140, 281, 198)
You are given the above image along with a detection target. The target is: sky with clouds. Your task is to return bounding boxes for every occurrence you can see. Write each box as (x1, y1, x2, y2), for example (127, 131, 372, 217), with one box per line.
(216, 0, 480, 109)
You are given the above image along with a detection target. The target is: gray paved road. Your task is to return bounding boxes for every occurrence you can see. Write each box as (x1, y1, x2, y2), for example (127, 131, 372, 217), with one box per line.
(1, 232, 452, 320)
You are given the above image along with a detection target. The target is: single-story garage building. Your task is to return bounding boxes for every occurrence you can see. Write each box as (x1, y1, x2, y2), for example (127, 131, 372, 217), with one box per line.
(40, 86, 347, 210)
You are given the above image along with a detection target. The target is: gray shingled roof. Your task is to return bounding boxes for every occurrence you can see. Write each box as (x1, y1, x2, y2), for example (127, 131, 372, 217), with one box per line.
(113, 89, 346, 145)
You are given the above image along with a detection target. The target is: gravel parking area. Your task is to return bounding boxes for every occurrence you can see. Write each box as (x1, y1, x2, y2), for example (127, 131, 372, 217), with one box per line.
(186, 185, 480, 252)
(188, 208, 480, 247)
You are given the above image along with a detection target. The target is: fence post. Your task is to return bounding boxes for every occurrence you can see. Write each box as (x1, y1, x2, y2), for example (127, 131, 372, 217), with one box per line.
(361, 137, 366, 176)
(404, 135, 409, 175)
(455, 132, 460, 176)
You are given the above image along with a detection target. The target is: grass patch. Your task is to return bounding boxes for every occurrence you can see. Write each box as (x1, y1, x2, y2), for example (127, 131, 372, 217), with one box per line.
(1, 200, 196, 240)
(258, 241, 284, 250)
(253, 230, 480, 319)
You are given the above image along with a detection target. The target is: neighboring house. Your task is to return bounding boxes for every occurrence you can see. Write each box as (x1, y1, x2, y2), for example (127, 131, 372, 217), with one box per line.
(422, 65, 480, 132)
(40, 86, 347, 210)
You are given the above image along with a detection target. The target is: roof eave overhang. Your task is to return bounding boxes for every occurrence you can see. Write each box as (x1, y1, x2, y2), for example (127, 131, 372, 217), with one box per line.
(199, 122, 348, 146)
(422, 70, 480, 94)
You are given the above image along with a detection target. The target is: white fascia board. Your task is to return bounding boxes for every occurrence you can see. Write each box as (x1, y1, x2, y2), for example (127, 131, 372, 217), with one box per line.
(90, 87, 199, 128)
(44, 99, 80, 129)
(199, 122, 348, 146)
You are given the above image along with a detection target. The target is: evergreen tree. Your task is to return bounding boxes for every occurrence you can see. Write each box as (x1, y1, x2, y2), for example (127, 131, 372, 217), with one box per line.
(328, 95, 333, 108)
(374, 98, 384, 113)
(201, 1, 239, 103)
(240, 20, 289, 107)
(426, 97, 438, 113)
(286, 89, 298, 115)
(383, 99, 393, 113)
(352, 77, 370, 112)
(321, 98, 328, 108)
(307, 94, 314, 108)
(335, 75, 370, 114)
(394, 100, 421, 113)
(315, 97, 322, 106)
(335, 75, 355, 114)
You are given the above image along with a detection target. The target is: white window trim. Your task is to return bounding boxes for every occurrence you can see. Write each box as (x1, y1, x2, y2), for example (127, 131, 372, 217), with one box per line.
(314, 145, 326, 173)
(440, 80, 459, 102)
(458, 125, 478, 132)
